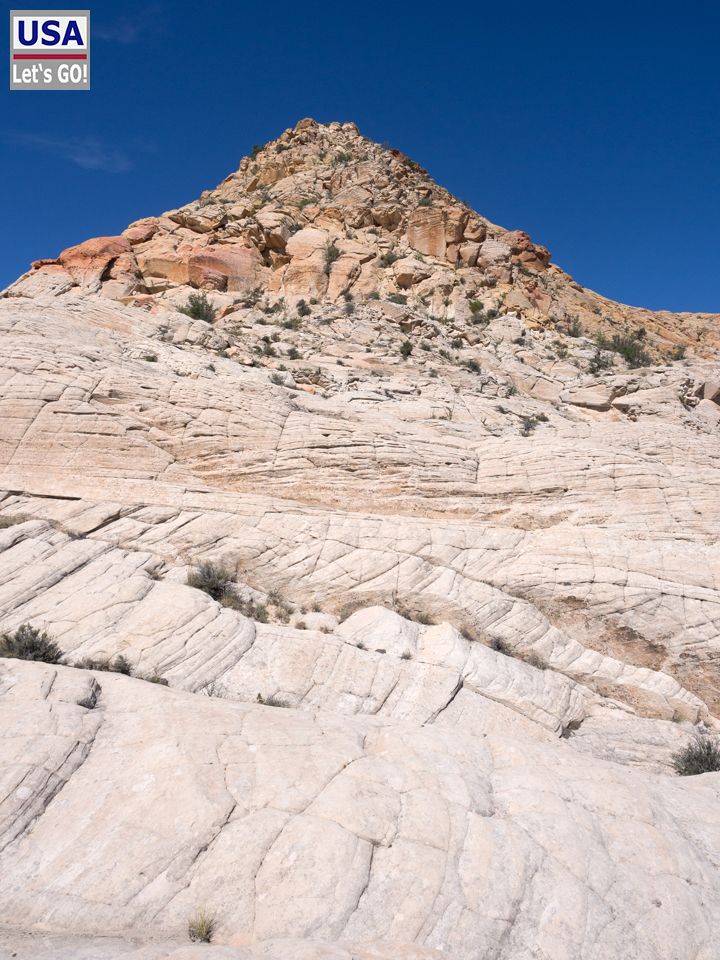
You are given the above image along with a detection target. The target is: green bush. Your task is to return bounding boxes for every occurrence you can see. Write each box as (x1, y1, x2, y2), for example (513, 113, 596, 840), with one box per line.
(388, 293, 407, 305)
(567, 317, 583, 338)
(417, 196, 433, 207)
(400, 340, 413, 359)
(672, 735, 720, 776)
(0, 624, 62, 663)
(324, 242, 341, 274)
(178, 292, 216, 323)
(379, 251, 399, 268)
(595, 331, 651, 368)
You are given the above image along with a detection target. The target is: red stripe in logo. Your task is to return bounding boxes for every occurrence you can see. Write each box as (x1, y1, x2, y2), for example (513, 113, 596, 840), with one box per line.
(13, 53, 87, 60)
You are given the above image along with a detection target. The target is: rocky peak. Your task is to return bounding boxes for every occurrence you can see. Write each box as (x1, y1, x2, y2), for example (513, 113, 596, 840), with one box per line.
(7, 118, 718, 358)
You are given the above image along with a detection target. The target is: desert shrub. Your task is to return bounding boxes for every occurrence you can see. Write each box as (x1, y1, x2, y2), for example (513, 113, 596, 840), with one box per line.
(388, 293, 407, 305)
(400, 651, 413, 660)
(241, 286, 263, 308)
(465, 359, 482, 373)
(672, 735, 720, 776)
(451, 337, 463, 349)
(288, 346, 301, 360)
(270, 372, 284, 385)
(490, 637, 514, 656)
(0, 514, 31, 529)
(336, 151, 352, 163)
(400, 340, 413, 359)
(141, 353, 158, 362)
(0, 623, 62, 664)
(468, 299, 483, 314)
(297, 299, 311, 317)
(188, 562, 236, 603)
(567, 317, 583, 338)
(379, 251, 399, 268)
(250, 144, 262, 158)
(256, 692, 289, 707)
(588, 347, 613, 374)
(344, 302, 355, 315)
(417, 196, 433, 207)
(671, 345, 687, 361)
(188, 909, 215, 943)
(520, 416, 540, 436)
(144, 674, 169, 686)
(367, 291, 380, 300)
(111, 654, 132, 675)
(178, 292, 216, 323)
(324, 242, 341, 273)
(74, 654, 132, 675)
(595, 332, 651, 368)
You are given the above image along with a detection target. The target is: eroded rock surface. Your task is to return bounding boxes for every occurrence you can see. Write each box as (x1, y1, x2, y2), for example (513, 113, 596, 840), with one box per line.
(1, 119, 719, 959)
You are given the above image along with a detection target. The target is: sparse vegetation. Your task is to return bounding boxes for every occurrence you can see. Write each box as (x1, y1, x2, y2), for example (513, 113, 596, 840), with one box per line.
(178, 292, 217, 323)
(379, 251, 399, 268)
(595, 331, 651, 368)
(0, 513, 31, 528)
(400, 340, 413, 359)
(188, 909, 215, 943)
(671, 345, 687, 361)
(256, 692, 289, 708)
(672, 735, 720, 776)
(297, 299, 311, 317)
(74, 654, 132, 675)
(141, 353, 158, 362)
(0, 623, 62, 664)
(388, 293, 407, 305)
(520, 415, 547, 436)
(417, 196, 433, 207)
(588, 347, 613, 374)
(567, 317, 583, 338)
(188, 562, 236, 603)
(324, 242, 341, 274)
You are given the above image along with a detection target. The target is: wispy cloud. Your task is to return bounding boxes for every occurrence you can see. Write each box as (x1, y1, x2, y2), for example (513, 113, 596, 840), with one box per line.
(94, 5, 165, 44)
(5, 132, 138, 173)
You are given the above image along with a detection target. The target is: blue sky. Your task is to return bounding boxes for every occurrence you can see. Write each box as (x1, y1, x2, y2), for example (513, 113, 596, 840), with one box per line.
(2, 1, 719, 311)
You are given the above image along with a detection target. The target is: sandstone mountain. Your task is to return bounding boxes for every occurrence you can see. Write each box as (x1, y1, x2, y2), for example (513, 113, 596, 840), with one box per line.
(1, 119, 719, 960)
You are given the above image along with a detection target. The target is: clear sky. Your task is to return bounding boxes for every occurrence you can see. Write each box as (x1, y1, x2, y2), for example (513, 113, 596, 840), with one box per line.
(2, 1, 719, 311)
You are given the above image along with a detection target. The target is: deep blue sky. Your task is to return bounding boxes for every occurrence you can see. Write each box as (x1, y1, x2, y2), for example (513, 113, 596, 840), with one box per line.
(3, 1, 719, 311)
